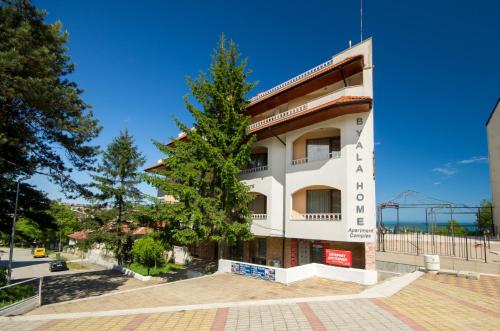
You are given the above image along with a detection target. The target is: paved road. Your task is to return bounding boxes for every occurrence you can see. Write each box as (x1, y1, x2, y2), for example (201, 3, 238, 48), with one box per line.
(0, 247, 89, 280)
(2, 273, 499, 330)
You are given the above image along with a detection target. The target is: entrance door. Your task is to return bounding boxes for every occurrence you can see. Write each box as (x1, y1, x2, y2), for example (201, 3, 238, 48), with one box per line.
(298, 240, 310, 265)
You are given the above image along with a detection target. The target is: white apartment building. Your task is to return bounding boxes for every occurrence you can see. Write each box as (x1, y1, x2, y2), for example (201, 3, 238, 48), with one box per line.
(487, 99, 500, 234)
(148, 39, 376, 270)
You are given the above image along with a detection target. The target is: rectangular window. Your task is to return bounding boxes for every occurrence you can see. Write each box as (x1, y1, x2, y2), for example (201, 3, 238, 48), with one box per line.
(307, 138, 330, 162)
(249, 195, 266, 214)
(306, 189, 341, 213)
(249, 153, 268, 168)
(306, 137, 341, 162)
(258, 238, 266, 258)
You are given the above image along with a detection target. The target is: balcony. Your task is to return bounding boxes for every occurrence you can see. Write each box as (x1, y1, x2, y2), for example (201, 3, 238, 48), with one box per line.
(248, 85, 366, 134)
(240, 165, 268, 175)
(240, 147, 268, 175)
(291, 213, 341, 221)
(291, 151, 341, 166)
(291, 186, 341, 222)
(251, 214, 267, 220)
(291, 128, 341, 166)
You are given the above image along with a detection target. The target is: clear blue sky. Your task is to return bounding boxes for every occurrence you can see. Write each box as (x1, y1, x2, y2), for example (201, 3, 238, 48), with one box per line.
(31, 0, 499, 206)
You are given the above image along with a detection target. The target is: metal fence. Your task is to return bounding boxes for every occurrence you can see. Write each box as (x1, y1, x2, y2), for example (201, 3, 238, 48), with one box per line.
(377, 232, 490, 262)
(0, 277, 42, 316)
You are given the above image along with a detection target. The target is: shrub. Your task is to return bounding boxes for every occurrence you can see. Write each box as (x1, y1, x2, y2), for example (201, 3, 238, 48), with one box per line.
(131, 237, 165, 275)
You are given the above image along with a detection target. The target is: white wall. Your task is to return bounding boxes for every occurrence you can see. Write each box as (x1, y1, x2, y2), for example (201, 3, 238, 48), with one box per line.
(241, 39, 376, 243)
(241, 137, 285, 237)
(218, 259, 377, 285)
(487, 102, 500, 232)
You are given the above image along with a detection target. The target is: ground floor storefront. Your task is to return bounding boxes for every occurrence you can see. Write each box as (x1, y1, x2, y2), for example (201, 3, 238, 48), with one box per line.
(190, 237, 376, 270)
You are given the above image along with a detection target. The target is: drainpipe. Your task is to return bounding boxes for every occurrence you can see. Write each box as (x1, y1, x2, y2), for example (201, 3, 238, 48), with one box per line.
(268, 128, 286, 267)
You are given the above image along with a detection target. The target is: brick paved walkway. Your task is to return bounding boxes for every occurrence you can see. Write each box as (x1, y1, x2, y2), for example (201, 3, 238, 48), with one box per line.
(2, 273, 499, 330)
(30, 274, 365, 315)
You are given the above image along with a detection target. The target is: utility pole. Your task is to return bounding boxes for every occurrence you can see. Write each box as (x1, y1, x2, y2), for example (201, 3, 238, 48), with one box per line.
(7, 180, 21, 284)
(7, 175, 29, 284)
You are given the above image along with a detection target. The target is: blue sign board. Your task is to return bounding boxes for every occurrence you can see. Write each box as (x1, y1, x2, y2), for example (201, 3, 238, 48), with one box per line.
(231, 262, 276, 281)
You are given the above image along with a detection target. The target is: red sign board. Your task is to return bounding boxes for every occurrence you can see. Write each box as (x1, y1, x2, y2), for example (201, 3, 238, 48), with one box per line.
(325, 249, 352, 267)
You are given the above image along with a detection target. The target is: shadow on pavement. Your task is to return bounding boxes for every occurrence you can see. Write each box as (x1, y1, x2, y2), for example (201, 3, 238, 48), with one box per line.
(41, 269, 131, 305)
(0, 260, 50, 269)
(160, 258, 217, 282)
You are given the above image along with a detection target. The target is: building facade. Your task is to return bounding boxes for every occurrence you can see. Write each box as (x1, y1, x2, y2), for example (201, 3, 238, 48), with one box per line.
(487, 99, 500, 233)
(148, 39, 377, 270)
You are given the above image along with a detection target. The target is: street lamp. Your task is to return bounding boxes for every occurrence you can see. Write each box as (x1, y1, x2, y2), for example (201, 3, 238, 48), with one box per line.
(7, 175, 30, 284)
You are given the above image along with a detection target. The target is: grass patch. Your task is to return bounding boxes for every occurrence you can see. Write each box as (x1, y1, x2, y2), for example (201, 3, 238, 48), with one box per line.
(0, 284, 35, 308)
(67, 262, 86, 270)
(126, 262, 185, 277)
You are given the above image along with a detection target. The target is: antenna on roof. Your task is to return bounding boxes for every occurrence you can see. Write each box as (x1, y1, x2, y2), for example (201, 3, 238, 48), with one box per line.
(360, 0, 364, 42)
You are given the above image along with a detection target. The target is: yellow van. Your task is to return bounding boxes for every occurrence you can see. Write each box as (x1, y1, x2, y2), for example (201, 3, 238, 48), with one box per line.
(33, 247, 47, 258)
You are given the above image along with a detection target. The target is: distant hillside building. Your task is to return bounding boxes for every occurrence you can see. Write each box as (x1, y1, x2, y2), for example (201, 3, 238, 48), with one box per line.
(487, 98, 500, 234)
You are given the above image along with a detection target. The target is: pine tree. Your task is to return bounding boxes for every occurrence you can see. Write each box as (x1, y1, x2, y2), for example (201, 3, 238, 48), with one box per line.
(0, 0, 101, 192)
(145, 35, 256, 258)
(0, 0, 100, 234)
(93, 130, 146, 223)
(91, 131, 145, 265)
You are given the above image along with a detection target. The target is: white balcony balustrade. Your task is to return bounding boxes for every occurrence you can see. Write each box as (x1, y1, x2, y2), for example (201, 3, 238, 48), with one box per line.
(240, 165, 268, 175)
(291, 151, 341, 166)
(249, 58, 335, 103)
(251, 214, 267, 220)
(248, 85, 364, 132)
(291, 213, 342, 221)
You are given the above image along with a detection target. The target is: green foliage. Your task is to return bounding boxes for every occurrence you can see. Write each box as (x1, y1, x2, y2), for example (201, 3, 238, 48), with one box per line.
(0, 0, 101, 196)
(434, 220, 467, 235)
(0, 268, 6, 287)
(143, 35, 256, 257)
(85, 230, 134, 265)
(47, 201, 79, 248)
(131, 236, 165, 275)
(476, 199, 493, 233)
(15, 217, 43, 241)
(0, 179, 54, 236)
(0, 283, 35, 308)
(85, 131, 145, 265)
(93, 130, 145, 223)
(126, 262, 184, 277)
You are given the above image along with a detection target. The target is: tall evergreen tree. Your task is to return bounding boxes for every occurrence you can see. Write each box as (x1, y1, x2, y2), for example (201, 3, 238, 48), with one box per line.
(89, 130, 146, 265)
(93, 130, 146, 223)
(0, 0, 101, 191)
(145, 35, 256, 258)
(0, 0, 100, 233)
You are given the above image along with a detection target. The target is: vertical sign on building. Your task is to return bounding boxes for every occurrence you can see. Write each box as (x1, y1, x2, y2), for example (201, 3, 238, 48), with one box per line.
(348, 116, 374, 241)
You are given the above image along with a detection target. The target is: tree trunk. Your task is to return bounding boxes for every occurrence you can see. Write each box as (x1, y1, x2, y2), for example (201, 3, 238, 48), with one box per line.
(217, 240, 224, 260)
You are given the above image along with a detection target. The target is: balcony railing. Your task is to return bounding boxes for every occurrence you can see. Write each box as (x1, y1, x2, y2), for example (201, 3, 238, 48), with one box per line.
(248, 104, 308, 131)
(291, 151, 341, 166)
(248, 85, 364, 132)
(251, 214, 267, 220)
(240, 165, 268, 175)
(249, 58, 335, 103)
(291, 213, 342, 221)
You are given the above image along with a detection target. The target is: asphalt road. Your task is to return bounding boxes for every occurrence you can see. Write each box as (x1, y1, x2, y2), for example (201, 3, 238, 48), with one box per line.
(0, 247, 101, 281)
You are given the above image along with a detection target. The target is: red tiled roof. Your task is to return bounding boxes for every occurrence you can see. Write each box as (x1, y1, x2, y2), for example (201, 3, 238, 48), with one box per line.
(132, 226, 153, 235)
(68, 230, 92, 240)
(248, 95, 372, 134)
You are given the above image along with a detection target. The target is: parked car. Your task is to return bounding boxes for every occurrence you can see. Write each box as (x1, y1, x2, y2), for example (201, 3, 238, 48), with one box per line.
(33, 247, 47, 258)
(49, 260, 68, 272)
